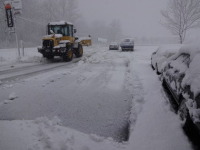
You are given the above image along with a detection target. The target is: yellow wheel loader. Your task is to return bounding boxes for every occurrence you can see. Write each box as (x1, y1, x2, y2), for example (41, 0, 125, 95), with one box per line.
(38, 21, 83, 61)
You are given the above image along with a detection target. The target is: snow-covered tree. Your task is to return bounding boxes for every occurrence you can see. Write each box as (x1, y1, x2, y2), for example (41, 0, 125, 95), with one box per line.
(161, 0, 200, 44)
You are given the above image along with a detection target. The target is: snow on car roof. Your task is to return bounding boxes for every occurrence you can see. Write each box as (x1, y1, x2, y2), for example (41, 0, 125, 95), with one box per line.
(156, 45, 181, 56)
(178, 44, 200, 61)
(157, 44, 181, 52)
(49, 21, 73, 25)
(110, 42, 118, 44)
(122, 38, 134, 41)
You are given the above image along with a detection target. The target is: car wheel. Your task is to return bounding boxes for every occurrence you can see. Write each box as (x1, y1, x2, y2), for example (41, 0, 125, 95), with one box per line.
(46, 55, 54, 60)
(156, 64, 161, 75)
(151, 62, 155, 70)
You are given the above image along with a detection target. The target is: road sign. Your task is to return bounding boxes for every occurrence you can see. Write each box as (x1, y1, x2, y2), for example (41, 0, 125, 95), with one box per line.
(12, 0, 22, 10)
(4, 0, 22, 14)
(12, 0, 22, 14)
(5, 3, 14, 27)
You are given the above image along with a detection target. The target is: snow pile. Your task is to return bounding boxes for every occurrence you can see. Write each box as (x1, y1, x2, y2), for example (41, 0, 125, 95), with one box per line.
(0, 47, 42, 66)
(79, 46, 118, 64)
(8, 92, 18, 100)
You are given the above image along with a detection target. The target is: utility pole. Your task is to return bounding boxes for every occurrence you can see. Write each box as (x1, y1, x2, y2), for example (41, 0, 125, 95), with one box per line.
(4, 0, 22, 60)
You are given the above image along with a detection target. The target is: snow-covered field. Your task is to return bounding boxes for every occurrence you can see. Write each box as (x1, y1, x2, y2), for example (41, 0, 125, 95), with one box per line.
(0, 45, 192, 150)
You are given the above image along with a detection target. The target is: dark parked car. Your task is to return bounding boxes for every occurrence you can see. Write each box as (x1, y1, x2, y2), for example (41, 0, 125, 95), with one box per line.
(109, 42, 119, 50)
(120, 38, 134, 51)
(161, 45, 200, 134)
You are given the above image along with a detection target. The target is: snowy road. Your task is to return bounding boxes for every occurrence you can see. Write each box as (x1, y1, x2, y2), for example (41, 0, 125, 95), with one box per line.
(0, 46, 136, 141)
(0, 59, 81, 82)
(0, 45, 193, 150)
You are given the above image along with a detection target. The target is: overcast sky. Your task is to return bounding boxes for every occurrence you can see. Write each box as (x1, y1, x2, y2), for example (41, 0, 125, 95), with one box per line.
(78, 0, 170, 38)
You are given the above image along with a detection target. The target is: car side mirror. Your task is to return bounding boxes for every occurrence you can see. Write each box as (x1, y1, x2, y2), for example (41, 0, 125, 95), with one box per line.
(168, 63, 173, 69)
(74, 29, 77, 33)
(75, 37, 79, 40)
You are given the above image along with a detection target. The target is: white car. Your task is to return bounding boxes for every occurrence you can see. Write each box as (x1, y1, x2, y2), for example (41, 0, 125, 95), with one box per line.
(162, 44, 200, 134)
(109, 42, 119, 50)
(151, 45, 181, 74)
(120, 38, 134, 51)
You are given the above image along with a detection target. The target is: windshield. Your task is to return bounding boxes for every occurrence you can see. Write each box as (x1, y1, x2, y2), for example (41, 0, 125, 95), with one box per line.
(124, 39, 130, 42)
(48, 25, 69, 36)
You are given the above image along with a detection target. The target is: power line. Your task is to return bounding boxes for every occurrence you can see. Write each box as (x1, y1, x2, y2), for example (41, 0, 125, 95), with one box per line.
(16, 16, 46, 26)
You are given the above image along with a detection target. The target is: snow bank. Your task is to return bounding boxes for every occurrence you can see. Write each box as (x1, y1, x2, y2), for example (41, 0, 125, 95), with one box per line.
(0, 47, 42, 66)
(0, 117, 123, 150)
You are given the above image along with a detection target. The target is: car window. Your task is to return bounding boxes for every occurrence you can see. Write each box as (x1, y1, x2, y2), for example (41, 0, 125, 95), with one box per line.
(124, 39, 130, 42)
(175, 53, 190, 67)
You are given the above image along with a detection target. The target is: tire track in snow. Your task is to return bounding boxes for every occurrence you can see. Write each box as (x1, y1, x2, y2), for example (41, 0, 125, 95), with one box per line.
(0, 59, 81, 83)
(124, 57, 145, 139)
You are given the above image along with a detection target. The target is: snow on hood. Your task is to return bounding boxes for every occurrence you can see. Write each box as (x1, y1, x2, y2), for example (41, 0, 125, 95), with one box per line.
(43, 34, 63, 39)
(59, 40, 70, 44)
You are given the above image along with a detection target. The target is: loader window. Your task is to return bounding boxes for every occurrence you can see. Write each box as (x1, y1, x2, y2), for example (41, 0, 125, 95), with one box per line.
(69, 25, 73, 37)
(48, 25, 70, 36)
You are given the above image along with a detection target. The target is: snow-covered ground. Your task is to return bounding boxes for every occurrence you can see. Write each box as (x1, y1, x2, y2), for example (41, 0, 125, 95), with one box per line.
(0, 45, 192, 150)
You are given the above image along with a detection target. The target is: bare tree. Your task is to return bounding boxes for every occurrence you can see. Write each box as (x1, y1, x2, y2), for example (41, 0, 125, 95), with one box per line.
(108, 19, 123, 42)
(0, 0, 82, 46)
(161, 0, 200, 44)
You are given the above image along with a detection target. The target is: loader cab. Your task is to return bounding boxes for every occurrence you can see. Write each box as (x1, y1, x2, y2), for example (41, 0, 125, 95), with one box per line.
(47, 21, 74, 37)
(47, 21, 76, 42)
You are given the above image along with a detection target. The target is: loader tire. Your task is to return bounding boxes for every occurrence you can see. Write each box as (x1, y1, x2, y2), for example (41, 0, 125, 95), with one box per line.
(63, 49, 73, 62)
(46, 55, 54, 60)
(74, 44, 83, 58)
